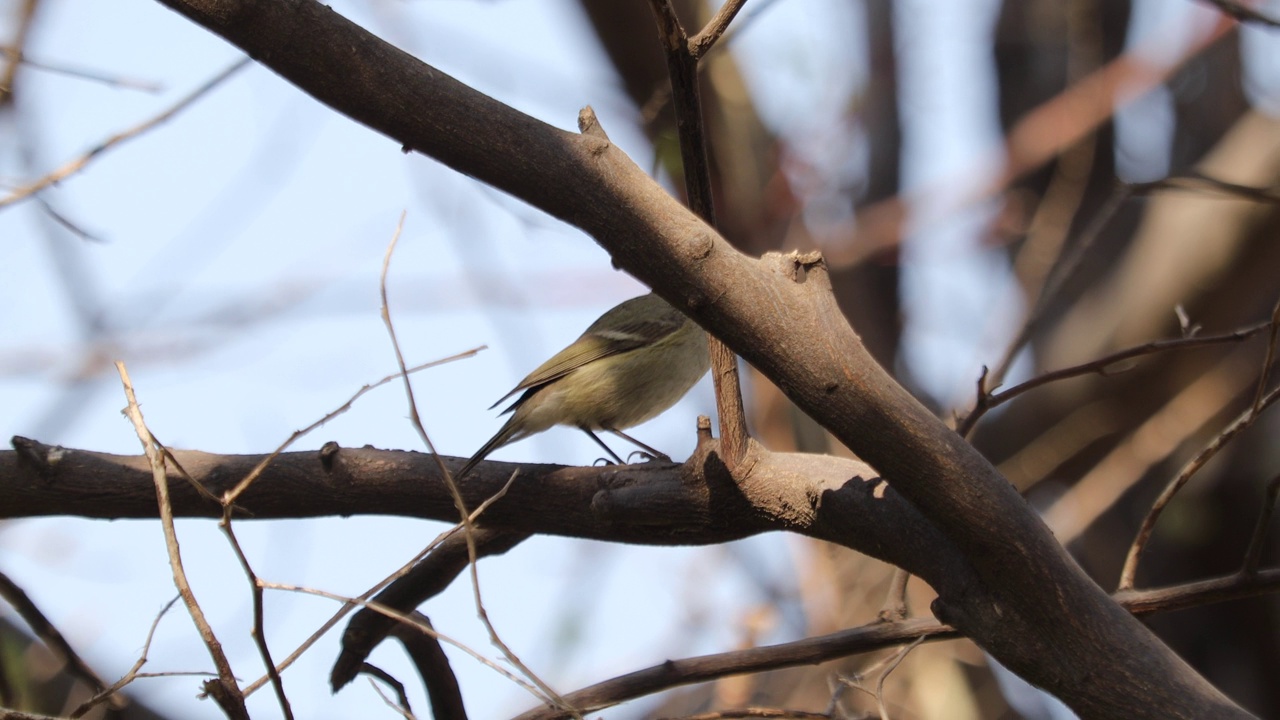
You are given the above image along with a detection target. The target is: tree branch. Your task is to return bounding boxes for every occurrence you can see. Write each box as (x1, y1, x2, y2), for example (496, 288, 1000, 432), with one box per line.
(41, 1, 1259, 715)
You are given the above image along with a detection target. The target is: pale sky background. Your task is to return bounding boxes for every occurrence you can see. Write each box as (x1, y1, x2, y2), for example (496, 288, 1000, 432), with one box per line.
(2, 0, 1274, 718)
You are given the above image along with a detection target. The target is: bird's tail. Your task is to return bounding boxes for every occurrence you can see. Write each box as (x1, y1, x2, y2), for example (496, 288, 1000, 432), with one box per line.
(455, 416, 527, 478)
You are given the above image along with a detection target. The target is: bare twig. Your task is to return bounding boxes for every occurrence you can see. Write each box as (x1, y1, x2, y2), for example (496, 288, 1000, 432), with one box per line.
(960, 186, 1131, 435)
(71, 597, 180, 718)
(874, 635, 925, 720)
(378, 213, 573, 714)
(0, 570, 113, 701)
(115, 361, 249, 719)
(658, 709, 832, 719)
(689, 0, 749, 59)
(220, 344, 484, 506)
(1241, 475, 1280, 576)
(517, 567, 1280, 720)
(962, 318, 1273, 436)
(1251, 299, 1280, 414)
(220, 520, 294, 719)
(362, 664, 417, 719)
(246, 473, 516, 697)
(1195, 0, 1280, 27)
(0, 0, 38, 107)
(260, 581, 547, 698)
(0, 46, 164, 91)
(1119, 378, 1280, 590)
(1128, 171, 1280, 204)
(0, 58, 250, 210)
(641, 1, 750, 471)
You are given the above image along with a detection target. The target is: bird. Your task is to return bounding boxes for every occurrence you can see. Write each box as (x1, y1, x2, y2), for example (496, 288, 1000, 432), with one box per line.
(456, 292, 710, 477)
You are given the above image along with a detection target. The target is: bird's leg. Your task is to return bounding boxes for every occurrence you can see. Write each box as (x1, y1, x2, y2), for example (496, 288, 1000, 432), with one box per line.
(580, 427, 626, 465)
(606, 428, 672, 463)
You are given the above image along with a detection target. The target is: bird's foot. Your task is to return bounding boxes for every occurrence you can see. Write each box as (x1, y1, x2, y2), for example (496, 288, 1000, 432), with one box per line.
(626, 450, 672, 464)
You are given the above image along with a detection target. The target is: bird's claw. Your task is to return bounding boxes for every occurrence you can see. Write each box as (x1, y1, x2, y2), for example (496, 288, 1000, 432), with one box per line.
(626, 450, 672, 464)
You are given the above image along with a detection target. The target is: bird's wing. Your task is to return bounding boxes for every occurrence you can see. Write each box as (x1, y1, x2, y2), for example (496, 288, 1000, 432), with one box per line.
(488, 296, 686, 411)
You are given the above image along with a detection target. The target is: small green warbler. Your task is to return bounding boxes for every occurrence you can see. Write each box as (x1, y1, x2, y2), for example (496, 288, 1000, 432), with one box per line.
(457, 292, 709, 476)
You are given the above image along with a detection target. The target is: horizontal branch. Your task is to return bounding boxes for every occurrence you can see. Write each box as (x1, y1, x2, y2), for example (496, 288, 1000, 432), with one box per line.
(516, 567, 1280, 719)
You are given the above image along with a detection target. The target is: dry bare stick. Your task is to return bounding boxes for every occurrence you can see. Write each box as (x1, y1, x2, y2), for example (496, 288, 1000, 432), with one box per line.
(517, 566, 1280, 720)
(220, 344, 485, 507)
(0, 710, 68, 720)
(219, 520, 294, 720)
(874, 635, 925, 720)
(1241, 475, 1280, 576)
(114, 361, 249, 719)
(688, 0, 748, 59)
(70, 596, 180, 718)
(1119, 335, 1280, 589)
(1129, 171, 1280, 204)
(659, 709, 832, 720)
(215, 340, 486, 708)
(1197, 0, 1280, 27)
(1041, 348, 1260, 544)
(641, 1, 749, 471)
(362, 664, 416, 720)
(0, 46, 164, 91)
(260, 581, 547, 699)
(965, 318, 1272, 437)
(968, 173, 1280, 436)
(377, 214, 574, 716)
(239, 532, 451, 697)
(1251, 299, 1280, 414)
(0, 569, 114, 703)
(958, 186, 1130, 436)
(0, 58, 250, 210)
(0, 0, 38, 106)
(243, 472, 516, 697)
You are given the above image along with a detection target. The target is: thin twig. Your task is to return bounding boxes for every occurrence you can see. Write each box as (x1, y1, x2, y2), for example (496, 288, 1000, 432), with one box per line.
(689, 0, 749, 59)
(70, 597, 180, 718)
(363, 664, 417, 720)
(658, 709, 831, 719)
(1251, 299, 1280, 414)
(1119, 382, 1280, 590)
(516, 567, 1280, 719)
(874, 635, 925, 720)
(961, 318, 1273, 436)
(0, 46, 164, 91)
(642, 0, 750, 470)
(0, 570, 113, 701)
(242, 472, 516, 697)
(1128, 171, 1280, 204)
(378, 213, 572, 713)
(1196, 0, 1280, 27)
(115, 361, 249, 719)
(0, 58, 250, 210)
(220, 520, 294, 719)
(1241, 475, 1280, 576)
(259, 581, 547, 699)
(960, 185, 1130, 436)
(220, 344, 485, 506)
(0, 0, 38, 107)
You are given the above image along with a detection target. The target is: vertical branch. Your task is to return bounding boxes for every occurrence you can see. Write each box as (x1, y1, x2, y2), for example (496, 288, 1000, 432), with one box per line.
(645, 0, 749, 470)
(115, 361, 249, 720)
(1241, 475, 1280, 576)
